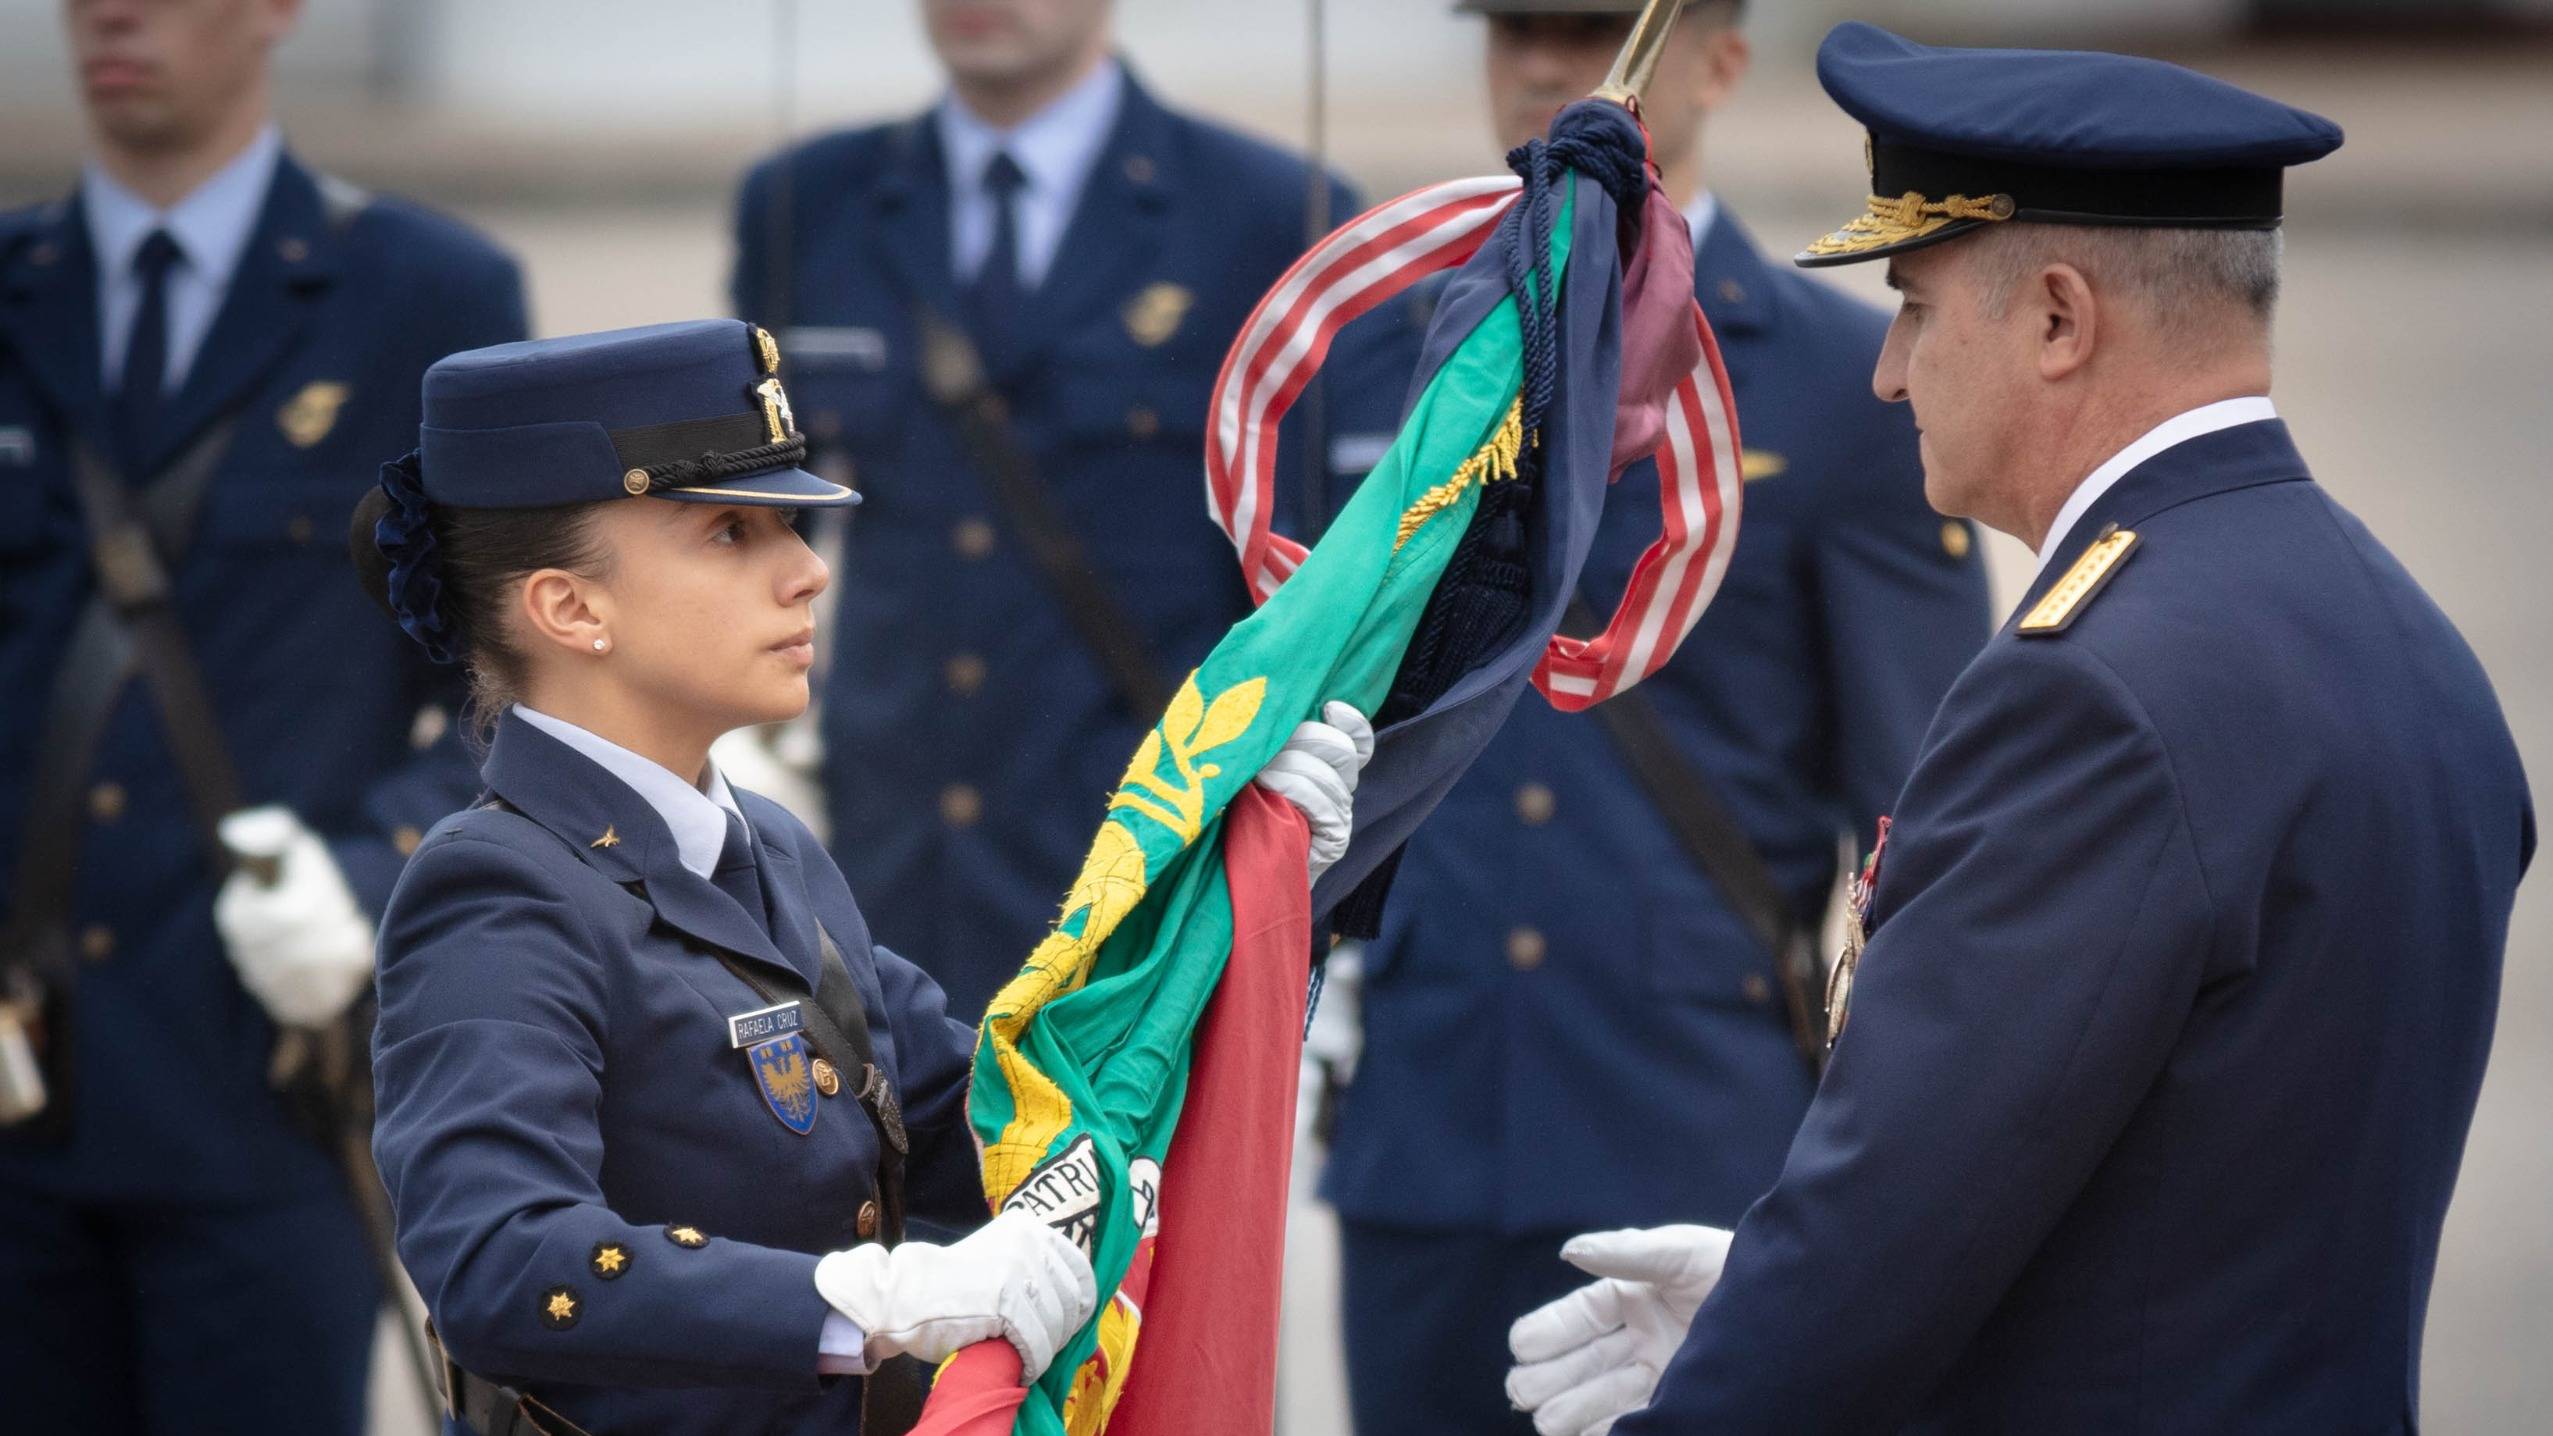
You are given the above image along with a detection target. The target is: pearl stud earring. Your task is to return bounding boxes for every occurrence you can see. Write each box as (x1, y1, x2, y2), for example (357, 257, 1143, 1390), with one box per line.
(592, 638, 608, 652)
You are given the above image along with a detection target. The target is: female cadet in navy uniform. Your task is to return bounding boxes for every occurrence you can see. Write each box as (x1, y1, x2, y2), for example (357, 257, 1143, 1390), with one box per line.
(349, 319, 1372, 1434)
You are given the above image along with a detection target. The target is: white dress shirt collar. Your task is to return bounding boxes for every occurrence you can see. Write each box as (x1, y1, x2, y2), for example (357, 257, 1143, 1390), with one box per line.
(1683, 190, 1720, 252)
(512, 706, 744, 880)
(2032, 396, 2280, 580)
(82, 124, 284, 390)
(936, 57, 1126, 289)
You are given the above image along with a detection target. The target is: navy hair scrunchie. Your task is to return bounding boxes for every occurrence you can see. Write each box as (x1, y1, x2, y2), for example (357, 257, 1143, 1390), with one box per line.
(374, 450, 458, 664)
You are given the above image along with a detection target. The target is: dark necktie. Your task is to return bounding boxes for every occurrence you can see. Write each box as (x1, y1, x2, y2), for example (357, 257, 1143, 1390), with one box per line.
(964, 151, 1028, 376)
(114, 228, 183, 476)
(711, 810, 771, 936)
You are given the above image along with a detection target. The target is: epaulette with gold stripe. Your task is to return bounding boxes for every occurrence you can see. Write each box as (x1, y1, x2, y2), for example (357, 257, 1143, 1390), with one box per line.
(2018, 523, 2140, 636)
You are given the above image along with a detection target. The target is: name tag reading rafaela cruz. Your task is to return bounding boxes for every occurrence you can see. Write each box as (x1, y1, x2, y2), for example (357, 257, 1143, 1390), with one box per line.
(727, 1001, 805, 1050)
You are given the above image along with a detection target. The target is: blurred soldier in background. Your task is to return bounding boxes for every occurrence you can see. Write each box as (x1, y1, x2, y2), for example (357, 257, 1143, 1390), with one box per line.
(0, 0, 526, 1429)
(730, 0, 1413, 1025)
(1305, 4, 1993, 1432)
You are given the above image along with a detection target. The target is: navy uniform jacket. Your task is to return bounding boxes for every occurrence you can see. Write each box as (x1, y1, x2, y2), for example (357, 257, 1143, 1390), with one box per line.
(1325, 211, 1992, 1235)
(372, 715, 985, 1435)
(731, 69, 1414, 1023)
(0, 154, 525, 1200)
(1626, 418, 2532, 1434)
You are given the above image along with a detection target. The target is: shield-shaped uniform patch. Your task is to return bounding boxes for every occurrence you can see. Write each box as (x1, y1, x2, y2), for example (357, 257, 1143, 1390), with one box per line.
(749, 1031, 819, 1135)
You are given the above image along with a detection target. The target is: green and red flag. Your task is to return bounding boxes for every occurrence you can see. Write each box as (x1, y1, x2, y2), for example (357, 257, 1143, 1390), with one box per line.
(912, 96, 1741, 1436)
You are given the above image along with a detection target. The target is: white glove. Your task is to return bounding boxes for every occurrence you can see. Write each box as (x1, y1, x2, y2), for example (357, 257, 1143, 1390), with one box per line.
(813, 1210, 1098, 1382)
(710, 721, 828, 844)
(1252, 701, 1374, 883)
(213, 806, 376, 1029)
(1506, 1225, 1735, 1436)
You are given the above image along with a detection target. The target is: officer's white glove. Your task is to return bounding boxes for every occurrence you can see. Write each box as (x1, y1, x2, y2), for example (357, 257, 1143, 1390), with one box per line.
(1252, 701, 1374, 883)
(813, 1210, 1098, 1382)
(1505, 1225, 1735, 1436)
(710, 722, 828, 844)
(213, 806, 376, 1029)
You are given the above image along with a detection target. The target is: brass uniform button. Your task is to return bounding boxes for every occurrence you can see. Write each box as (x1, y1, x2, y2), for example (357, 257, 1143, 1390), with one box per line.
(1505, 926, 1546, 971)
(622, 468, 649, 496)
(952, 517, 997, 560)
(88, 782, 127, 823)
(1741, 973, 1773, 1006)
(589, 1242, 631, 1279)
(856, 1200, 880, 1240)
(945, 652, 987, 697)
(538, 1285, 580, 1329)
(812, 1057, 841, 1098)
(1940, 521, 1972, 561)
(1126, 405, 1160, 440)
(393, 825, 424, 857)
(940, 783, 983, 828)
(79, 925, 114, 962)
(1513, 782, 1556, 826)
(285, 515, 315, 545)
(664, 1223, 708, 1248)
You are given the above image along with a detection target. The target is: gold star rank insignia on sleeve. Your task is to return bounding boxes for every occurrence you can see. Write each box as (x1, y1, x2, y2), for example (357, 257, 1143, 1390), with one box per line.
(539, 1286, 580, 1329)
(590, 826, 620, 849)
(590, 1243, 630, 1279)
(665, 1224, 707, 1248)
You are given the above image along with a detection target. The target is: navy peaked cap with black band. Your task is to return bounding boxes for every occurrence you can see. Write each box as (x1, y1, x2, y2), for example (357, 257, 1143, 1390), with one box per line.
(1797, 22, 2343, 268)
(415, 318, 857, 508)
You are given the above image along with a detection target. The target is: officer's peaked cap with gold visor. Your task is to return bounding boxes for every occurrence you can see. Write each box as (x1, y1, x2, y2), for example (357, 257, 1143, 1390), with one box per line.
(415, 319, 855, 508)
(1796, 22, 2343, 269)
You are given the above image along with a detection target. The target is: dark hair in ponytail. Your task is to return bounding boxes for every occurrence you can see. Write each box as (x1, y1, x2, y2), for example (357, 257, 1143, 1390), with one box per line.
(350, 458, 612, 736)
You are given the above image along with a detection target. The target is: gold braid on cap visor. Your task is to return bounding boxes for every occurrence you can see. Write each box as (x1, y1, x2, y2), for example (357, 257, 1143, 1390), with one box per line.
(1803, 190, 2018, 257)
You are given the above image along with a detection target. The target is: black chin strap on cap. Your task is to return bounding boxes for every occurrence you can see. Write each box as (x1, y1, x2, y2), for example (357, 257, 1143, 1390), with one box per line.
(607, 413, 808, 495)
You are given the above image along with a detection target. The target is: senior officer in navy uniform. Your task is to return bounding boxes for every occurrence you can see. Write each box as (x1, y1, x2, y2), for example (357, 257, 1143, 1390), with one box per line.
(729, 0, 1413, 1023)
(0, 1, 525, 1430)
(1505, 25, 2534, 1435)
(1310, 7, 1991, 1432)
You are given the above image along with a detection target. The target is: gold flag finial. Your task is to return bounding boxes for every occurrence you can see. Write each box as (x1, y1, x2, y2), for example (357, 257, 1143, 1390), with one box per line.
(1591, 0, 1685, 110)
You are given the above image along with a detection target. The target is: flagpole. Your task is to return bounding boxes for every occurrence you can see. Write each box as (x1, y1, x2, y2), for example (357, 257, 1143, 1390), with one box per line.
(1592, 0, 1685, 109)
